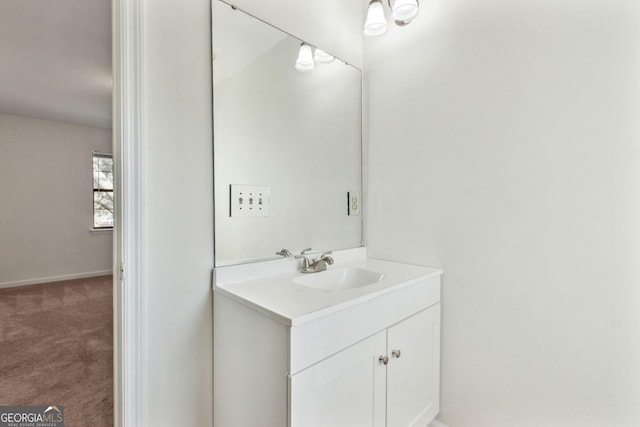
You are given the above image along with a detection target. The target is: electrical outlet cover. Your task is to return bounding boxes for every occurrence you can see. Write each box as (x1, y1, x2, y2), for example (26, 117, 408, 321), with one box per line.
(348, 191, 361, 216)
(230, 185, 270, 217)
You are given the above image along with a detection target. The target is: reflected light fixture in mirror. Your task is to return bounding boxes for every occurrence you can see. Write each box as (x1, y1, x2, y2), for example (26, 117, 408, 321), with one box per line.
(295, 45, 336, 72)
(364, 0, 419, 37)
(295, 43, 315, 72)
(314, 48, 335, 64)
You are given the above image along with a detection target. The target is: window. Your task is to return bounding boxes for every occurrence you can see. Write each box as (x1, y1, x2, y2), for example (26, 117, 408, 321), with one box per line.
(93, 152, 114, 229)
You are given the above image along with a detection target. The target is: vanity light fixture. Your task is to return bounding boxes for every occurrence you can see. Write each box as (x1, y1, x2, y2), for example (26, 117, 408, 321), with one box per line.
(364, 0, 419, 37)
(390, 0, 419, 24)
(364, 0, 387, 37)
(313, 48, 335, 64)
(295, 43, 315, 72)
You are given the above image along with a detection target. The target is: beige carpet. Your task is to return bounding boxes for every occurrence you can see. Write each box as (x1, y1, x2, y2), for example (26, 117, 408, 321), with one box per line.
(0, 275, 113, 426)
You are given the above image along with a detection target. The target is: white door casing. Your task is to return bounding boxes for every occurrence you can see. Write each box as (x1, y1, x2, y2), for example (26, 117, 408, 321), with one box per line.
(112, 0, 145, 425)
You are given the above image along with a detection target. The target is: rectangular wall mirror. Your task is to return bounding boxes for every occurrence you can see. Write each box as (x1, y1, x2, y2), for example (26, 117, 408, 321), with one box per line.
(213, 0, 363, 266)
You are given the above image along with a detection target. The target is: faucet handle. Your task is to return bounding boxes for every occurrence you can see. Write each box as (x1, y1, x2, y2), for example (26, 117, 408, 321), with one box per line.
(276, 249, 293, 257)
(321, 254, 335, 265)
(294, 253, 312, 268)
(320, 250, 333, 257)
(300, 248, 313, 255)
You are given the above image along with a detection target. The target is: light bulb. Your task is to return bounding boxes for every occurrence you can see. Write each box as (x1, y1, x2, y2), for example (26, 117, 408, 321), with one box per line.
(364, 0, 387, 38)
(314, 49, 335, 64)
(295, 43, 314, 72)
(391, 0, 419, 23)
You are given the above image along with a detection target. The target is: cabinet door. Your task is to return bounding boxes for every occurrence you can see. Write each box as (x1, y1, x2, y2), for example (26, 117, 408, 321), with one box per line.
(289, 331, 387, 427)
(387, 304, 441, 427)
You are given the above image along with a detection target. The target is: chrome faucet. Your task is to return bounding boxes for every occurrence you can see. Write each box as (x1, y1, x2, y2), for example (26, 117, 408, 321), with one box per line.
(295, 248, 334, 273)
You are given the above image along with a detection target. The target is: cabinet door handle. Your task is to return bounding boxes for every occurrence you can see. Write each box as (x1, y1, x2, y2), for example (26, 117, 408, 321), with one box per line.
(391, 349, 401, 359)
(379, 355, 389, 365)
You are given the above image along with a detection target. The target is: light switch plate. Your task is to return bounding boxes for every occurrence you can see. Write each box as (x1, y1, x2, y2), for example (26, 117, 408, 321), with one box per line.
(230, 185, 270, 217)
(348, 191, 361, 216)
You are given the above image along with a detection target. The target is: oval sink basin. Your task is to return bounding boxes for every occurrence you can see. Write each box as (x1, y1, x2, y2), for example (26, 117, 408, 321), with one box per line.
(294, 267, 384, 291)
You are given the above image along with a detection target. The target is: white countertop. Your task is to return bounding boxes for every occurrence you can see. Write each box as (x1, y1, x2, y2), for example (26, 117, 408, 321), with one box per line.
(213, 248, 443, 326)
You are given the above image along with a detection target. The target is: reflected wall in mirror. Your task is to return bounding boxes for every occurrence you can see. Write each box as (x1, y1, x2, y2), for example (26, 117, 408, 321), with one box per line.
(213, 0, 363, 266)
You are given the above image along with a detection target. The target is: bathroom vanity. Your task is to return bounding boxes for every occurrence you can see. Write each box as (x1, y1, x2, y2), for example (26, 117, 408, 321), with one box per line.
(213, 248, 442, 427)
(211, 3, 441, 425)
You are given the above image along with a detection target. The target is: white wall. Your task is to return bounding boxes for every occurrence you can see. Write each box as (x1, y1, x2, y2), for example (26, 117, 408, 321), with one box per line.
(141, 0, 213, 425)
(0, 113, 112, 286)
(365, 0, 640, 426)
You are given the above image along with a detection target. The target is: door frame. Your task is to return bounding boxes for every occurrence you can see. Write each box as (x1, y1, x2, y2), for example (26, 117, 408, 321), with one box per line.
(113, 0, 145, 425)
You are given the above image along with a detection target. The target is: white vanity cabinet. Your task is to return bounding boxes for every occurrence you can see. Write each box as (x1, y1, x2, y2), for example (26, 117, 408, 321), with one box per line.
(289, 330, 387, 427)
(289, 305, 441, 427)
(213, 251, 442, 427)
(386, 305, 441, 427)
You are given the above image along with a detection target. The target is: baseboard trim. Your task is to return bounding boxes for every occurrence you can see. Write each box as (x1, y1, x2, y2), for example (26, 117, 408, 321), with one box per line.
(430, 420, 450, 427)
(0, 270, 113, 289)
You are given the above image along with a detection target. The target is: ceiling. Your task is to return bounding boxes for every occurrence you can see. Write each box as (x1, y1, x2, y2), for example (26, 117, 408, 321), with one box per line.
(0, 0, 112, 129)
